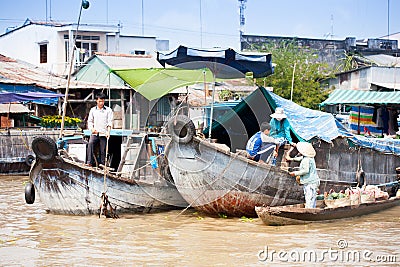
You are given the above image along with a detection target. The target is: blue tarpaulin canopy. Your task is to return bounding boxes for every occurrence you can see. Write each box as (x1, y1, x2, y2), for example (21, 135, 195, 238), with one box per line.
(203, 87, 340, 146)
(203, 87, 400, 155)
(266, 90, 341, 142)
(0, 91, 63, 105)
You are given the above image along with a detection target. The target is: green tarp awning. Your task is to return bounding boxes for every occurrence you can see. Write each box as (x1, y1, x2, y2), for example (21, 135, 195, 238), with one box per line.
(112, 67, 214, 100)
(320, 89, 400, 106)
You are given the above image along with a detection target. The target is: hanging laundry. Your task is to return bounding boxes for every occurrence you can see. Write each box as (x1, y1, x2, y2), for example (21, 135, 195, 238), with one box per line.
(349, 106, 381, 136)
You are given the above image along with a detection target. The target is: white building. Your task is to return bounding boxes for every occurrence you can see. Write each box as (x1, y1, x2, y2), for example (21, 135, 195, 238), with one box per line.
(0, 19, 166, 76)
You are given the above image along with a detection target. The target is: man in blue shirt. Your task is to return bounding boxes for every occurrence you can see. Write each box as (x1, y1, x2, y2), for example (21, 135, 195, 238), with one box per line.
(246, 122, 279, 163)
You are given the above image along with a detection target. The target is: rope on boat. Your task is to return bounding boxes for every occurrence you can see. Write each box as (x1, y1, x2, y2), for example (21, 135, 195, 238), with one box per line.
(103, 133, 109, 193)
(99, 129, 119, 219)
(356, 147, 365, 187)
(99, 192, 119, 219)
(17, 128, 31, 150)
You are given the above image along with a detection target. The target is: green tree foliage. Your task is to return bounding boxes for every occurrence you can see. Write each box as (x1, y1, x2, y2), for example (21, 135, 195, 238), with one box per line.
(336, 51, 360, 72)
(255, 41, 333, 109)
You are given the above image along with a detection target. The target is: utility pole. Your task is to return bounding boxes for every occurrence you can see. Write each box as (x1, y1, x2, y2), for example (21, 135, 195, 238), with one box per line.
(238, 0, 247, 49)
(141, 0, 144, 36)
(199, 0, 203, 47)
(387, 0, 390, 40)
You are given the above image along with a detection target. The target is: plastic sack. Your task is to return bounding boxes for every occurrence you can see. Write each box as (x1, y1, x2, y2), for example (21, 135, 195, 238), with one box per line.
(346, 187, 361, 206)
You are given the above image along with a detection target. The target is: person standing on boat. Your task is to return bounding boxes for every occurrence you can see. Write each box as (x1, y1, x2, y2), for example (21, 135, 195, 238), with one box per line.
(86, 92, 113, 167)
(246, 122, 280, 163)
(269, 107, 294, 146)
(287, 142, 320, 208)
(269, 107, 295, 165)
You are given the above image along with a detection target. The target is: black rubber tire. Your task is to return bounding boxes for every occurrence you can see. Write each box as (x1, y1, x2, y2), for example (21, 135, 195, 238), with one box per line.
(25, 154, 35, 166)
(25, 182, 35, 204)
(31, 136, 57, 161)
(356, 170, 365, 187)
(167, 115, 195, 144)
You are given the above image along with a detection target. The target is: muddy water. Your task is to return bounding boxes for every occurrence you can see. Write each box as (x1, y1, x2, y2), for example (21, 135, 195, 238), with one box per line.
(1, 175, 399, 266)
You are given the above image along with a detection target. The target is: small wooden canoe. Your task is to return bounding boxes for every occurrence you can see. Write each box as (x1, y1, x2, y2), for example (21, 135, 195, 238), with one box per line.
(255, 197, 400, 226)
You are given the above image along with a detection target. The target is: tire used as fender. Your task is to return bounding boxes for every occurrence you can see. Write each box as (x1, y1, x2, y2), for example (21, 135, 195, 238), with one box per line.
(356, 169, 365, 187)
(167, 115, 195, 144)
(31, 136, 58, 162)
(25, 182, 35, 204)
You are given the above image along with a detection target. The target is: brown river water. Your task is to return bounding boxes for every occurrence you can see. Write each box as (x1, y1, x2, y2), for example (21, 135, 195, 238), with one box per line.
(0, 175, 399, 266)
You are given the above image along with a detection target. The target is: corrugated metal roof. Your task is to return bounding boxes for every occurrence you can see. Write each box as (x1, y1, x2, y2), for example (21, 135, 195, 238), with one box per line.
(321, 89, 400, 106)
(371, 82, 400, 90)
(0, 54, 125, 90)
(365, 54, 400, 67)
(0, 103, 33, 113)
(95, 53, 163, 70)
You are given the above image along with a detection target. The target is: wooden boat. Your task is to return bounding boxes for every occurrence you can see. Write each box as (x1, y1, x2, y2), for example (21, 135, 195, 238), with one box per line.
(255, 196, 400, 225)
(0, 128, 59, 175)
(167, 133, 358, 218)
(165, 87, 400, 218)
(26, 131, 188, 216)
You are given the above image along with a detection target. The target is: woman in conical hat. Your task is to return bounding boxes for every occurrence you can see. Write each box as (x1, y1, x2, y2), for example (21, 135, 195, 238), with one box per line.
(269, 107, 296, 166)
(269, 107, 293, 146)
(287, 142, 320, 208)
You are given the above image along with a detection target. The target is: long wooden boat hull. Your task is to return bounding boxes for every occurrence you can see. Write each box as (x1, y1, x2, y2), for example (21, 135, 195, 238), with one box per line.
(255, 197, 400, 225)
(29, 155, 187, 216)
(0, 158, 31, 175)
(167, 137, 355, 217)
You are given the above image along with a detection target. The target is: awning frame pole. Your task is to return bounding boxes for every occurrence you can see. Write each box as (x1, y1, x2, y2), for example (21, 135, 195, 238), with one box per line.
(208, 66, 216, 140)
(59, 2, 86, 139)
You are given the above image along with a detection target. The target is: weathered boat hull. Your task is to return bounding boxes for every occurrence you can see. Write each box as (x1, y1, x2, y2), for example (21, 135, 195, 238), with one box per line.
(0, 158, 31, 175)
(166, 86, 400, 217)
(255, 197, 400, 225)
(167, 137, 357, 217)
(0, 129, 59, 175)
(29, 157, 187, 215)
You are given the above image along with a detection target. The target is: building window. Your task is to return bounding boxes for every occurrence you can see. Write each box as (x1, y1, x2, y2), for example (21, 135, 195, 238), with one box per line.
(76, 42, 98, 62)
(64, 34, 100, 63)
(64, 34, 100, 41)
(130, 50, 146, 55)
(40, 44, 47, 63)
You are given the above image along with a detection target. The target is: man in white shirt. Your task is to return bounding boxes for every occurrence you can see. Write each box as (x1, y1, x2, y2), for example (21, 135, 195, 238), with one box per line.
(86, 92, 113, 166)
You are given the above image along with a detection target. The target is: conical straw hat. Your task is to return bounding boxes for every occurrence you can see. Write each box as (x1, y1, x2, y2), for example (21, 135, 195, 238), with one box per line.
(296, 142, 316, 157)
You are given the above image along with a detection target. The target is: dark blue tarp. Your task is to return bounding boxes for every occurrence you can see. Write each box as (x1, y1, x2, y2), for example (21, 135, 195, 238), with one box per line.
(157, 46, 274, 79)
(0, 92, 63, 105)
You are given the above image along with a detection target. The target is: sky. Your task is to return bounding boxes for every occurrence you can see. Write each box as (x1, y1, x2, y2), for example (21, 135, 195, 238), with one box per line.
(0, 0, 399, 50)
